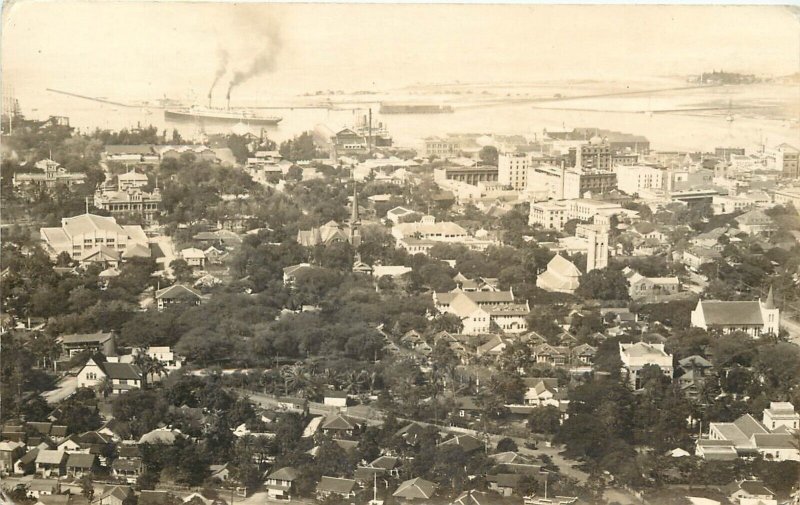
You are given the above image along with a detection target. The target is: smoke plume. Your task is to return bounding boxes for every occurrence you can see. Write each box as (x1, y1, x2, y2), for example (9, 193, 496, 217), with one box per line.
(226, 24, 282, 101)
(208, 49, 230, 100)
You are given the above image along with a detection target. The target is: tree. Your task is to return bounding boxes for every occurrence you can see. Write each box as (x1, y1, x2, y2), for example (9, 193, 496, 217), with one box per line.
(169, 259, 194, 283)
(478, 146, 499, 166)
(576, 268, 630, 301)
(80, 476, 94, 500)
(496, 437, 518, 452)
(528, 406, 561, 435)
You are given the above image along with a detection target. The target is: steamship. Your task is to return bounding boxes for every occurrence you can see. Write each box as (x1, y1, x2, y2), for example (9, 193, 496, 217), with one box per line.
(164, 105, 282, 125)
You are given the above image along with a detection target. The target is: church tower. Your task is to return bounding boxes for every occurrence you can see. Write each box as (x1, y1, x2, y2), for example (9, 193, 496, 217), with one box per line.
(759, 285, 780, 336)
(586, 224, 609, 272)
(349, 184, 361, 248)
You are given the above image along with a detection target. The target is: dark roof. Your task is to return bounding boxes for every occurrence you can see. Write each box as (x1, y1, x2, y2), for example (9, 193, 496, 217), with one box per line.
(316, 476, 356, 495)
(99, 362, 143, 381)
(698, 300, 764, 326)
(440, 434, 484, 453)
(321, 414, 358, 431)
(267, 467, 299, 481)
(60, 332, 113, 345)
(138, 491, 174, 505)
(155, 284, 201, 300)
(393, 477, 437, 500)
(105, 145, 155, 155)
(66, 452, 97, 469)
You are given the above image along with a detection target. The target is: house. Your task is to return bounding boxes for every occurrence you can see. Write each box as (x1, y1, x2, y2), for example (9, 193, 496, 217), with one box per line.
(112, 457, 143, 483)
(622, 267, 680, 300)
(697, 406, 800, 462)
(265, 466, 299, 500)
(735, 210, 776, 235)
(138, 491, 177, 505)
(619, 342, 674, 389)
(65, 453, 96, 477)
(26, 478, 59, 498)
(762, 401, 800, 431)
(320, 414, 360, 438)
(691, 289, 779, 337)
(477, 335, 509, 357)
(59, 331, 116, 358)
(368, 455, 400, 478)
(316, 477, 357, 499)
(155, 284, 202, 311)
(452, 490, 507, 505)
(323, 391, 348, 408)
(77, 358, 144, 394)
(116, 170, 149, 191)
(486, 473, 522, 497)
(35, 450, 67, 477)
(180, 248, 206, 268)
(393, 477, 438, 502)
(282, 263, 314, 287)
(40, 213, 148, 263)
(439, 434, 485, 454)
(93, 486, 134, 505)
(0, 441, 26, 474)
(536, 254, 581, 295)
(94, 187, 162, 224)
(725, 480, 777, 505)
(532, 344, 570, 367)
(682, 247, 722, 270)
(676, 355, 713, 399)
(453, 273, 499, 292)
(143, 346, 184, 374)
(571, 343, 597, 366)
(14, 448, 39, 475)
(395, 423, 430, 447)
(523, 378, 568, 409)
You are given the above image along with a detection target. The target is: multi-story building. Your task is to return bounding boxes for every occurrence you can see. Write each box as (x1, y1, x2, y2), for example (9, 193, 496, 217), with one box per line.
(498, 152, 529, 190)
(424, 136, 459, 158)
(569, 137, 612, 171)
(93, 188, 162, 224)
(614, 164, 664, 195)
(581, 223, 609, 272)
(527, 163, 566, 200)
(619, 342, 674, 389)
(443, 165, 499, 185)
(12, 159, 86, 188)
(773, 187, 800, 209)
(563, 169, 617, 199)
(528, 198, 622, 231)
(776, 144, 799, 179)
(715, 147, 746, 161)
(40, 213, 149, 262)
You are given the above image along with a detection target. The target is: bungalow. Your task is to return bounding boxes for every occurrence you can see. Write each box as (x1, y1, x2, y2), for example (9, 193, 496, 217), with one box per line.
(395, 422, 430, 447)
(571, 343, 597, 366)
(180, 248, 206, 268)
(523, 378, 568, 409)
(393, 477, 437, 502)
(735, 210, 776, 236)
(265, 466, 299, 500)
(112, 457, 143, 484)
(320, 414, 360, 438)
(725, 480, 777, 505)
(682, 247, 721, 270)
(316, 477, 357, 500)
(532, 344, 569, 367)
(35, 450, 67, 477)
(622, 267, 680, 300)
(155, 284, 202, 311)
(65, 453, 96, 477)
(368, 455, 400, 478)
(15, 448, 39, 475)
(439, 434, 485, 454)
(59, 331, 116, 358)
(486, 473, 522, 497)
(26, 478, 59, 498)
(282, 263, 313, 287)
(93, 486, 134, 505)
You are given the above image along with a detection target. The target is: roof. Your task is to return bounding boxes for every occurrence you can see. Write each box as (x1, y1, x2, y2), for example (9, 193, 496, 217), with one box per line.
(60, 332, 113, 345)
(452, 490, 506, 505)
(316, 476, 356, 494)
(620, 342, 670, 358)
(61, 213, 128, 237)
(36, 449, 66, 464)
(267, 467, 299, 481)
(369, 455, 399, 470)
(752, 433, 796, 450)
(105, 145, 156, 155)
(736, 480, 775, 497)
(679, 355, 713, 368)
(155, 284, 201, 300)
(440, 434, 484, 453)
(697, 300, 764, 326)
(112, 458, 143, 471)
(66, 452, 96, 468)
(547, 254, 582, 278)
(100, 362, 142, 381)
(321, 413, 358, 431)
(393, 477, 437, 500)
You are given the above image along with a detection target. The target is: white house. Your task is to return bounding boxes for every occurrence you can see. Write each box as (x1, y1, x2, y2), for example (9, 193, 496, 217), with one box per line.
(180, 248, 206, 268)
(619, 342, 674, 389)
(77, 358, 144, 395)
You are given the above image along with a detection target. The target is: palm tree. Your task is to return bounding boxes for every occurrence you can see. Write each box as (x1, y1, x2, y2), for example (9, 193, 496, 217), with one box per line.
(94, 377, 113, 398)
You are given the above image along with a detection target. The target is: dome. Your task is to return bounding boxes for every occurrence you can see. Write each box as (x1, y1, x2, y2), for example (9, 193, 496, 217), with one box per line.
(589, 135, 604, 145)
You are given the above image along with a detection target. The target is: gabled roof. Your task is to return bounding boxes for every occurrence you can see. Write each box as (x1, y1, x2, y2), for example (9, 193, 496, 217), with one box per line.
(393, 477, 437, 500)
(155, 284, 201, 300)
(66, 452, 96, 469)
(321, 413, 358, 431)
(678, 355, 712, 368)
(100, 362, 142, 381)
(369, 455, 399, 470)
(440, 434, 484, 453)
(60, 331, 113, 345)
(452, 490, 506, 505)
(697, 300, 764, 326)
(316, 476, 356, 495)
(36, 449, 66, 464)
(267, 466, 299, 481)
(547, 254, 582, 278)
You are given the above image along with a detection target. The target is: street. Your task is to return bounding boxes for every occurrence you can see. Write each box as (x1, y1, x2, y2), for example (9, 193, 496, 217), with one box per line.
(42, 375, 77, 405)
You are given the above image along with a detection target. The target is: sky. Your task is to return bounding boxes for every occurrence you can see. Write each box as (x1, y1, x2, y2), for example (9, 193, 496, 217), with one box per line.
(2, 2, 799, 102)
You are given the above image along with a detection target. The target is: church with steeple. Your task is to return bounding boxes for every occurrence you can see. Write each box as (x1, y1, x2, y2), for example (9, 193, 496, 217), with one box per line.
(690, 286, 780, 338)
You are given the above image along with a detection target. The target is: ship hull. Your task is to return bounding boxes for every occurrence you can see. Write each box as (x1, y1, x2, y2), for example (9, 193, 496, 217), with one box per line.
(164, 109, 282, 125)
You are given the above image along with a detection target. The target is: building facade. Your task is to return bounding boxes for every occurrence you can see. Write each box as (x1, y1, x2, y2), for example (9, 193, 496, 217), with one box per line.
(498, 153, 529, 190)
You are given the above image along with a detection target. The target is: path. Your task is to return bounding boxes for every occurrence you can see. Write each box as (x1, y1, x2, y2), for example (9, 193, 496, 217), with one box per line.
(42, 375, 77, 405)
